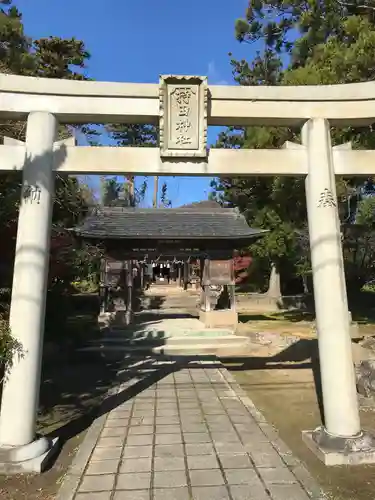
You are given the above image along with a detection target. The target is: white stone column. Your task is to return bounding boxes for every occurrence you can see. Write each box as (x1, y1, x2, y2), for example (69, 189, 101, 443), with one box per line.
(303, 118, 360, 438)
(0, 112, 57, 447)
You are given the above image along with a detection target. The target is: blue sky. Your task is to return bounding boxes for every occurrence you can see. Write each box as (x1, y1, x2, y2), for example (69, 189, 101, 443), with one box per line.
(16, 0, 254, 206)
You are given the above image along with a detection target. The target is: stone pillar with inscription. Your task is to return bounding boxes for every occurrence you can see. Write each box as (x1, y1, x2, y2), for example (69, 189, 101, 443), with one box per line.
(0, 112, 58, 470)
(302, 118, 375, 464)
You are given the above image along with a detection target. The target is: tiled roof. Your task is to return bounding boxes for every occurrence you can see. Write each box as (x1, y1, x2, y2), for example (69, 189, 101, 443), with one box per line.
(74, 206, 266, 240)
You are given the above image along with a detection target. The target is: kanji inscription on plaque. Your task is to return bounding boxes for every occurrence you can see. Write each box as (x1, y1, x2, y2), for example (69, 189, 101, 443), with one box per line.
(159, 75, 208, 158)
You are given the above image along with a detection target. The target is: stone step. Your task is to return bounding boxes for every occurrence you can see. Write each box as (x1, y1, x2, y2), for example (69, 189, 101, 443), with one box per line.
(86, 334, 244, 345)
(77, 335, 250, 356)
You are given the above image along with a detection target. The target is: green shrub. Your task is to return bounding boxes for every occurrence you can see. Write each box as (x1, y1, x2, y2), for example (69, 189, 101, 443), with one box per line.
(71, 277, 98, 294)
(0, 314, 24, 382)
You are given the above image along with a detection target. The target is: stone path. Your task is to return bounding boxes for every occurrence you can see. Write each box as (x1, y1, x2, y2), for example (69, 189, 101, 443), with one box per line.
(57, 358, 325, 500)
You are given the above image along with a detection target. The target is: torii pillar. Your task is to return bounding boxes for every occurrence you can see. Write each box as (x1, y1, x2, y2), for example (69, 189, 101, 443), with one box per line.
(300, 119, 375, 465)
(0, 112, 75, 473)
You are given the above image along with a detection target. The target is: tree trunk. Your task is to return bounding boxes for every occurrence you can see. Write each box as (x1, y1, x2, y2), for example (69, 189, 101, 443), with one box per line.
(267, 263, 281, 298)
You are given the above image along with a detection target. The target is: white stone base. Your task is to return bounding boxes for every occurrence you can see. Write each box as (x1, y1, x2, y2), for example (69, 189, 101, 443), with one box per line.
(0, 437, 59, 474)
(302, 430, 375, 466)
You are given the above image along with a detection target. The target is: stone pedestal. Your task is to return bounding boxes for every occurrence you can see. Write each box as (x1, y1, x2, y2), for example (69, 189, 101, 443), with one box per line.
(302, 427, 375, 466)
(199, 309, 238, 329)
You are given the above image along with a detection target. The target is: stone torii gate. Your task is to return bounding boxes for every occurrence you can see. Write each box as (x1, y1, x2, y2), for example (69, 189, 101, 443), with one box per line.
(0, 74, 375, 471)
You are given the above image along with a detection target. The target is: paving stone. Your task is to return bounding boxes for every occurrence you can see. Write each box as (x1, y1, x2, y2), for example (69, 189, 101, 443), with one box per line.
(154, 456, 186, 471)
(258, 467, 298, 484)
(157, 391, 175, 398)
(86, 460, 119, 475)
(105, 419, 129, 428)
(155, 433, 182, 445)
(177, 391, 198, 397)
(154, 470, 188, 488)
(230, 415, 256, 424)
(156, 424, 181, 434)
(130, 417, 154, 426)
(186, 443, 214, 455)
(108, 410, 131, 418)
(229, 484, 270, 500)
(211, 432, 240, 443)
(246, 442, 285, 468)
(179, 401, 200, 409)
(78, 474, 115, 492)
(91, 447, 122, 461)
(189, 469, 225, 487)
(153, 487, 190, 500)
(113, 490, 150, 500)
(219, 454, 252, 469)
(291, 465, 324, 498)
(268, 484, 310, 500)
(215, 442, 246, 455)
(187, 454, 220, 470)
(120, 457, 152, 473)
(128, 425, 154, 435)
(206, 415, 232, 424)
(156, 416, 180, 425)
(183, 432, 211, 443)
(122, 445, 152, 458)
(155, 443, 184, 457)
(181, 408, 203, 416)
(133, 410, 155, 417)
(157, 408, 179, 416)
(96, 436, 125, 448)
(126, 434, 153, 446)
(208, 423, 235, 433)
(202, 408, 226, 415)
(180, 416, 205, 424)
(181, 423, 208, 433)
(191, 486, 230, 500)
(76, 493, 112, 500)
(134, 403, 155, 410)
(234, 422, 262, 434)
(224, 468, 262, 486)
(116, 472, 151, 490)
(101, 427, 126, 438)
(105, 412, 131, 426)
(249, 451, 285, 468)
(238, 431, 269, 444)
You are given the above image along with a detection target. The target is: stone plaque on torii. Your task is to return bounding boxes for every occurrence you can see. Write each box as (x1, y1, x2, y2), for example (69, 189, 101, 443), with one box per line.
(159, 75, 208, 158)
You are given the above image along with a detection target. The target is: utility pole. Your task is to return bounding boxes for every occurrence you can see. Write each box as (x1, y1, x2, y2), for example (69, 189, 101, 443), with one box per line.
(153, 176, 159, 208)
(128, 175, 135, 207)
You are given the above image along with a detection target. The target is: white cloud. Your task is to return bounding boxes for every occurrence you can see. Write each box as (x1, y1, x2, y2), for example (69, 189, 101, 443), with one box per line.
(207, 60, 228, 85)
